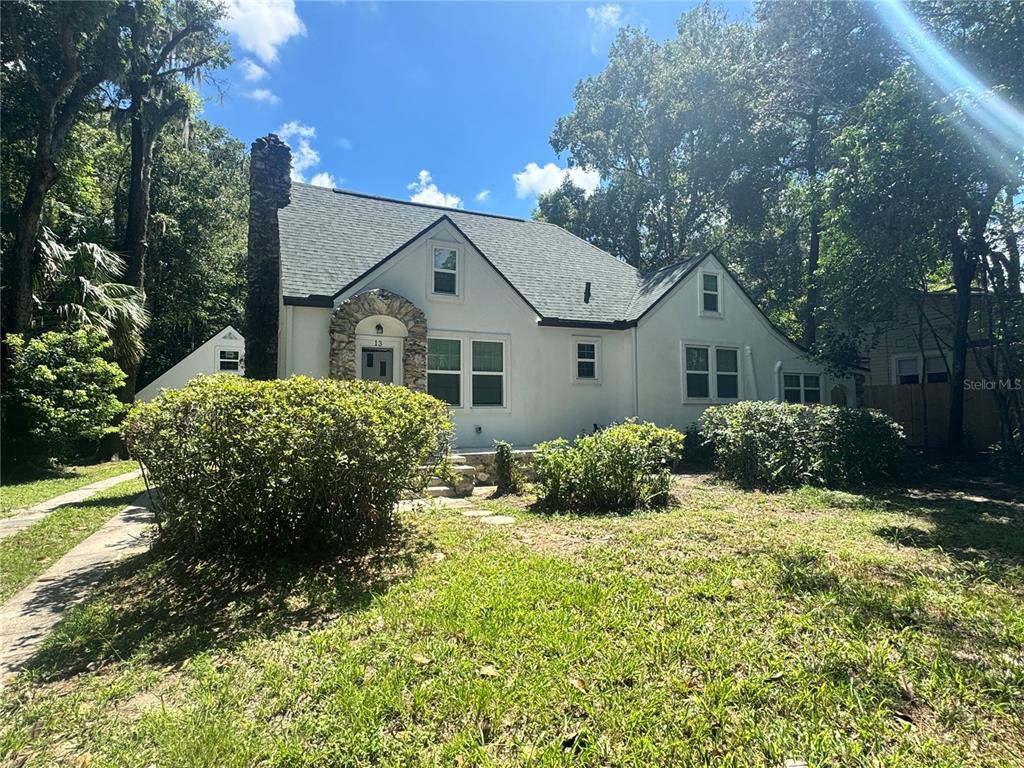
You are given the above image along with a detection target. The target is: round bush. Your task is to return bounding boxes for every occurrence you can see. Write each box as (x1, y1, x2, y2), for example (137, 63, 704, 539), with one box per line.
(123, 375, 453, 554)
(1, 330, 126, 467)
(534, 420, 684, 513)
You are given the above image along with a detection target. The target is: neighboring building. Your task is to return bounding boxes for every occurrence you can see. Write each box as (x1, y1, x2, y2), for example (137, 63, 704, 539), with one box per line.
(135, 326, 245, 402)
(248, 134, 849, 449)
(862, 292, 1002, 448)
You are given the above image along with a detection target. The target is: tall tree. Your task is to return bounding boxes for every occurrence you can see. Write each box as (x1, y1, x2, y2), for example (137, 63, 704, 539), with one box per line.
(110, 0, 229, 397)
(550, 5, 767, 270)
(752, 0, 895, 347)
(0, 0, 124, 334)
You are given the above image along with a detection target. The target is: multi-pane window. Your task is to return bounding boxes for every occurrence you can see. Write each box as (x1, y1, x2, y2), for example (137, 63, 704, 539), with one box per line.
(218, 350, 240, 372)
(685, 346, 710, 398)
(895, 357, 919, 385)
(427, 338, 461, 406)
(575, 340, 599, 381)
(925, 356, 949, 383)
(432, 247, 458, 295)
(784, 373, 821, 403)
(715, 348, 739, 399)
(685, 345, 740, 400)
(702, 273, 720, 314)
(472, 340, 504, 406)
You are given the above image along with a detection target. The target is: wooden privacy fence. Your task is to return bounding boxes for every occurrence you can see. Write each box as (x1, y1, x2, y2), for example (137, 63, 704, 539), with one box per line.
(865, 383, 1004, 449)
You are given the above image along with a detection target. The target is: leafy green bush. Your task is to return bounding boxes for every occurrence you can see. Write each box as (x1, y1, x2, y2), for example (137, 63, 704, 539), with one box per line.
(534, 420, 684, 513)
(123, 375, 453, 554)
(493, 440, 524, 496)
(1, 330, 126, 466)
(699, 401, 904, 490)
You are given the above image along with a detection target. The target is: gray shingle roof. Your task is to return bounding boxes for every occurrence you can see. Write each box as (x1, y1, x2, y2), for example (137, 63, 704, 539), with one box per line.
(279, 183, 696, 324)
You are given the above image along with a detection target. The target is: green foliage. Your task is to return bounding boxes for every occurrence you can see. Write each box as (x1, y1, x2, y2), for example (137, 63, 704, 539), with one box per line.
(700, 401, 905, 490)
(122, 376, 454, 554)
(534, 421, 684, 513)
(1, 330, 127, 466)
(492, 440, 524, 496)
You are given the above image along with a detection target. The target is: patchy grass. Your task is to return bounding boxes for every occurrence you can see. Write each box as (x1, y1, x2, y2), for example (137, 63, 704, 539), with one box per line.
(0, 460, 136, 518)
(1, 476, 1022, 767)
(0, 478, 146, 602)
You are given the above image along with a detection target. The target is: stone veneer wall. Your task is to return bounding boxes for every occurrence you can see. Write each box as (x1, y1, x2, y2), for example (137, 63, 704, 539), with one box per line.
(329, 288, 428, 390)
(246, 134, 291, 380)
(461, 449, 537, 485)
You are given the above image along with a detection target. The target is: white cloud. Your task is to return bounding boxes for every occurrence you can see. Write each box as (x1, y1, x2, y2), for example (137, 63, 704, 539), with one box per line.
(277, 121, 316, 140)
(408, 170, 463, 208)
(246, 88, 280, 104)
(586, 3, 621, 30)
(475, 189, 491, 202)
(222, 0, 306, 64)
(310, 171, 337, 188)
(512, 162, 601, 199)
(276, 121, 330, 183)
(240, 58, 267, 81)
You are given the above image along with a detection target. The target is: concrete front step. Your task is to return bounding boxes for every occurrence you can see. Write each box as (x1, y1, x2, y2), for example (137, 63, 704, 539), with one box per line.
(424, 485, 456, 498)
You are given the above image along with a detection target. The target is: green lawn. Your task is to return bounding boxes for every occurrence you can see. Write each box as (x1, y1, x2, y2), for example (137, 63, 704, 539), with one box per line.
(0, 460, 136, 518)
(1, 476, 1022, 767)
(0, 478, 146, 602)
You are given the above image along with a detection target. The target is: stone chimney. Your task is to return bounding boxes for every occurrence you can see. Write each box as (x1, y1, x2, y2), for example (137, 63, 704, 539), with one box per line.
(245, 134, 291, 380)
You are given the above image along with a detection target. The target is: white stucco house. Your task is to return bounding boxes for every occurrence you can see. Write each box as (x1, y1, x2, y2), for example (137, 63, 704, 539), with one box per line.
(136, 325, 245, 402)
(248, 134, 849, 450)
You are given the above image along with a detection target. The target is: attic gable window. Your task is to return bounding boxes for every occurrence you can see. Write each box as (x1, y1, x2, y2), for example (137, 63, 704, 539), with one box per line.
(432, 246, 458, 295)
(700, 270, 721, 316)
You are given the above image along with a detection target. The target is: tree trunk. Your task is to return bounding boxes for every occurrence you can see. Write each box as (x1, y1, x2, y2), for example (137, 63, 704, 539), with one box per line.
(803, 102, 821, 349)
(946, 239, 978, 450)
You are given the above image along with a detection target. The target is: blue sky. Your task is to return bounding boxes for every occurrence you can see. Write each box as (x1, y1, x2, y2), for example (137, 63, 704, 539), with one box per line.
(208, 1, 750, 219)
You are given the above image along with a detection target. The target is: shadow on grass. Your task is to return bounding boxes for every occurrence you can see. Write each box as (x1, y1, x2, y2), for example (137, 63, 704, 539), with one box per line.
(25, 520, 435, 681)
(873, 489, 1024, 579)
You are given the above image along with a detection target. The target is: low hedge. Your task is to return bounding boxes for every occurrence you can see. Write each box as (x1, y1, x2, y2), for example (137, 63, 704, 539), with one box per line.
(699, 401, 904, 490)
(534, 420, 684, 513)
(123, 375, 453, 554)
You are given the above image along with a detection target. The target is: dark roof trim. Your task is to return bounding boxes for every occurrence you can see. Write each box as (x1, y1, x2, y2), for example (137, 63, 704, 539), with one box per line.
(327, 186, 526, 223)
(631, 251, 713, 324)
(537, 317, 635, 330)
(330, 214, 544, 318)
(283, 294, 334, 307)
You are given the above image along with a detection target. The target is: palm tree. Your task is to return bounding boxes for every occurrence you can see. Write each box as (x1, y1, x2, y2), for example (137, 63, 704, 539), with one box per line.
(32, 227, 150, 366)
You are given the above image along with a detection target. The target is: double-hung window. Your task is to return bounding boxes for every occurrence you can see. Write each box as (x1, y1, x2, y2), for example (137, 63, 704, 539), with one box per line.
(574, 338, 600, 382)
(432, 246, 458, 295)
(685, 346, 711, 399)
(894, 356, 920, 385)
(218, 350, 240, 372)
(925, 356, 949, 383)
(701, 272, 721, 315)
(715, 348, 739, 399)
(784, 373, 821, 403)
(472, 340, 505, 407)
(684, 344, 740, 400)
(427, 338, 461, 406)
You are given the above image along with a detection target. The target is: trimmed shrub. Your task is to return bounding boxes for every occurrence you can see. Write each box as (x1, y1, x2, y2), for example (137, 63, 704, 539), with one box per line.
(534, 420, 684, 513)
(699, 401, 904, 490)
(493, 440, 524, 496)
(123, 375, 453, 554)
(1, 330, 126, 467)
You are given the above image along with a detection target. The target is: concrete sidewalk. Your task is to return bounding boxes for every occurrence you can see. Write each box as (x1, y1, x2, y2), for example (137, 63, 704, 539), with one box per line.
(0, 468, 143, 542)
(0, 493, 153, 678)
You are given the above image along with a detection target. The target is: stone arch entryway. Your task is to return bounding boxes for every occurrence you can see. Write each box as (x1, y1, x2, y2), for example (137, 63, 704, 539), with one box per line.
(329, 289, 427, 391)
